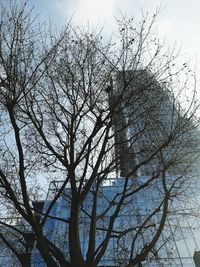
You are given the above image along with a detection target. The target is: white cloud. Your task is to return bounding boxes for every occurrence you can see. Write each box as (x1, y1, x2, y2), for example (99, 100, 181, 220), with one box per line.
(52, 0, 200, 66)
(55, 0, 115, 28)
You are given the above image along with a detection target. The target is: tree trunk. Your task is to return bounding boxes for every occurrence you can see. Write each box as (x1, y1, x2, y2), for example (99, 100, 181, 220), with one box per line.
(69, 197, 86, 267)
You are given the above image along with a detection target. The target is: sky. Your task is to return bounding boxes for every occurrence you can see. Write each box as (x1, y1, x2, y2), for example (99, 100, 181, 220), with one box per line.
(27, 0, 200, 70)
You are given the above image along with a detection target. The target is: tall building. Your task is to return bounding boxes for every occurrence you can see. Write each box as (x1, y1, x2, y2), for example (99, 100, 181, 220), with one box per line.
(113, 70, 198, 176)
(111, 69, 200, 266)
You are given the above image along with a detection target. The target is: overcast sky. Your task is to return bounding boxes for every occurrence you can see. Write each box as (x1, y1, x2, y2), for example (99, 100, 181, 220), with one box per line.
(27, 0, 199, 66)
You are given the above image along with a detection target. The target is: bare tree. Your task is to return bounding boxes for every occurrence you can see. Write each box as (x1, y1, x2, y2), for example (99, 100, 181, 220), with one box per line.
(0, 2, 199, 267)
